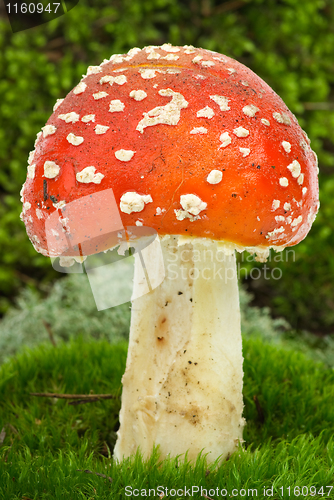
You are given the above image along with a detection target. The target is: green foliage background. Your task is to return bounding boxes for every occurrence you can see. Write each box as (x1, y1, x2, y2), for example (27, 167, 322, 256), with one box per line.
(0, 0, 333, 333)
(1, 336, 334, 497)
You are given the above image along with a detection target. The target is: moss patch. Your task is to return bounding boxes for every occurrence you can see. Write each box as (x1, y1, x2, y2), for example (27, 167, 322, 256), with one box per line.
(0, 336, 333, 498)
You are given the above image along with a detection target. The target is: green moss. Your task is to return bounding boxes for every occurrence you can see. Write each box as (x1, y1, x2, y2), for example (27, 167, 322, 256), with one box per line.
(0, 336, 333, 498)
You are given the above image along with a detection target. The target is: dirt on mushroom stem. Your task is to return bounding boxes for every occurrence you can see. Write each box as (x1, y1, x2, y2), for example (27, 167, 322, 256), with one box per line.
(113, 235, 245, 463)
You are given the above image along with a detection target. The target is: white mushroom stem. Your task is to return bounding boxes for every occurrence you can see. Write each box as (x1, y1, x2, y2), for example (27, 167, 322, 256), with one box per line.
(113, 235, 245, 464)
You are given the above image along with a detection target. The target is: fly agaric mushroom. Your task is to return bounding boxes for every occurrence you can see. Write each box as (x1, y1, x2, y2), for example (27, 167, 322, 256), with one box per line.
(20, 44, 319, 464)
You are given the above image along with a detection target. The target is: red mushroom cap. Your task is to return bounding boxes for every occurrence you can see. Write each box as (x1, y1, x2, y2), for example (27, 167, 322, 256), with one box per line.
(21, 44, 319, 258)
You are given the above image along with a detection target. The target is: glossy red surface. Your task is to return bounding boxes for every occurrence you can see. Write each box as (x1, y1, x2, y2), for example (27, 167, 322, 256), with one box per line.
(21, 46, 319, 256)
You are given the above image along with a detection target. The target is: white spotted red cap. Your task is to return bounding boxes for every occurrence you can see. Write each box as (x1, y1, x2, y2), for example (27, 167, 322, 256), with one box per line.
(21, 44, 319, 256)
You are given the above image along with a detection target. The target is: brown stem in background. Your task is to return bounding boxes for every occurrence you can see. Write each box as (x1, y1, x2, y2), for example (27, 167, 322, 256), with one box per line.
(42, 319, 57, 347)
(30, 392, 118, 404)
(76, 469, 113, 483)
